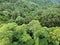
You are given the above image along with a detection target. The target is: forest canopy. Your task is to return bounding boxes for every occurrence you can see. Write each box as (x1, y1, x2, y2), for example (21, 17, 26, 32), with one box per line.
(0, 0, 60, 45)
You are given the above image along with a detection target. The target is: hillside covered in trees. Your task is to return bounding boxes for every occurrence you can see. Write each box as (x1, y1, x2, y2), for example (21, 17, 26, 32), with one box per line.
(0, 0, 60, 45)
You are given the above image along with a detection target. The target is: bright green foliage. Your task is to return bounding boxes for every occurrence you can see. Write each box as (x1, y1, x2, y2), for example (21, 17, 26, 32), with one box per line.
(49, 27, 60, 45)
(0, 0, 60, 45)
(0, 38, 11, 45)
(28, 20, 41, 31)
(0, 23, 17, 45)
(0, 19, 60, 45)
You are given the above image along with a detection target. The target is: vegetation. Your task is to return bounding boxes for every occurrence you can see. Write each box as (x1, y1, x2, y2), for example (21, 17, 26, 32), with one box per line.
(0, 0, 60, 45)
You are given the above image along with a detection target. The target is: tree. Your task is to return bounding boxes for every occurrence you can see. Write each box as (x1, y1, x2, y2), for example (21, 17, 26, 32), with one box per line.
(40, 8, 60, 27)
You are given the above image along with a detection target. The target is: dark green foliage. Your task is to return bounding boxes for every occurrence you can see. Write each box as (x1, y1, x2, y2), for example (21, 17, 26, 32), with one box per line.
(0, 0, 60, 27)
(0, 0, 40, 25)
(0, 0, 60, 45)
(40, 8, 60, 27)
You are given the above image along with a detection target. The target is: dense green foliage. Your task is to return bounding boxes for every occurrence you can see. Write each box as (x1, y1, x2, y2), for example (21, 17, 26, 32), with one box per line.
(0, 0, 60, 45)
(40, 7, 60, 27)
(0, 0, 60, 27)
(27, 0, 54, 6)
(0, 20, 60, 45)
